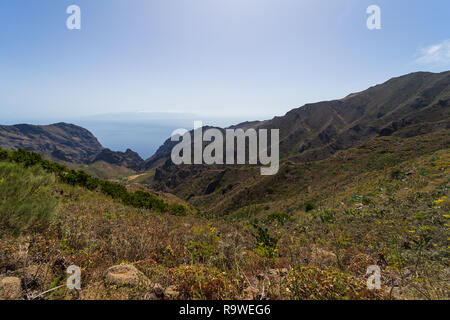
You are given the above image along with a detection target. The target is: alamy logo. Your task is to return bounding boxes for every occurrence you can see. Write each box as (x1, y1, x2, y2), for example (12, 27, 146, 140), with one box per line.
(171, 121, 279, 175)
(66, 5, 81, 30)
(366, 5, 381, 30)
(67, 265, 81, 290)
(366, 265, 381, 290)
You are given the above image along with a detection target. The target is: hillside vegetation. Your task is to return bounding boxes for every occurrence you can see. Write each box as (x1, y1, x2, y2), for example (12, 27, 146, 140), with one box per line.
(0, 129, 448, 299)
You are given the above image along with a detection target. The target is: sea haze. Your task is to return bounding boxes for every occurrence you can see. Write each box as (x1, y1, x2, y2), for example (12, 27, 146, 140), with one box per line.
(78, 113, 261, 159)
(75, 120, 182, 160)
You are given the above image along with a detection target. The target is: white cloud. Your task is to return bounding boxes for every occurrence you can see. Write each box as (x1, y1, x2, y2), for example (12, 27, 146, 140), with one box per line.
(415, 40, 450, 66)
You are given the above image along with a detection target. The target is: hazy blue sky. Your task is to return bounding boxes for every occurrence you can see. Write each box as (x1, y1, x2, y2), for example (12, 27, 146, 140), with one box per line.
(1, 0, 449, 122)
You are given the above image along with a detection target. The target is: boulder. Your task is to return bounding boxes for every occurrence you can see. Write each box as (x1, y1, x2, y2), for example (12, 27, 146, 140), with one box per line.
(164, 285, 180, 299)
(105, 264, 150, 287)
(152, 283, 165, 299)
(243, 286, 260, 300)
(0, 277, 23, 300)
(145, 292, 159, 300)
(144, 284, 179, 300)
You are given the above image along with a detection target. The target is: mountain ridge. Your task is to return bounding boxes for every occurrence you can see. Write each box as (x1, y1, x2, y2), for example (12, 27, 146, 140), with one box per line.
(144, 70, 450, 171)
(146, 71, 450, 211)
(0, 122, 144, 171)
(1, 71, 449, 175)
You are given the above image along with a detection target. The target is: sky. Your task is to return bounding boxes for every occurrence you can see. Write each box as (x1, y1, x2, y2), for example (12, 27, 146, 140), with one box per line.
(0, 0, 449, 123)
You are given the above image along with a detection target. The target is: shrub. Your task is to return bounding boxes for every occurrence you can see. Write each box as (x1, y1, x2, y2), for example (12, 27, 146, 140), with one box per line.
(60, 170, 99, 190)
(7, 148, 173, 215)
(317, 209, 335, 224)
(0, 149, 8, 161)
(186, 240, 217, 264)
(185, 225, 219, 264)
(11, 149, 43, 167)
(266, 212, 290, 226)
(170, 203, 188, 216)
(174, 265, 227, 299)
(124, 190, 169, 212)
(419, 168, 428, 177)
(305, 202, 315, 212)
(100, 181, 128, 199)
(0, 162, 58, 236)
(287, 266, 385, 300)
(252, 224, 278, 258)
(390, 168, 402, 180)
(41, 159, 67, 174)
(266, 186, 275, 195)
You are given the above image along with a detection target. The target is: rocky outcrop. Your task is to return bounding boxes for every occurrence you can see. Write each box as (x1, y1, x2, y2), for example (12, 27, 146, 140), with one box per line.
(104, 264, 150, 287)
(0, 277, 23, 300)
(145, 283, 180, 300)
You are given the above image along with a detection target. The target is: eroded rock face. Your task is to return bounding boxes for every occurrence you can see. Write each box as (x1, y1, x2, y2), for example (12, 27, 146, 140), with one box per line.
(104, 264, 150, 287)
(0, 123, 103, 164)
(0, 277, 23, 300)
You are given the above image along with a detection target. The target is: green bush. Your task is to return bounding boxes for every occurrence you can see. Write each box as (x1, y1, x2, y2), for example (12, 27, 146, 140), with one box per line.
(287, 266, 383, 300)
(252, 224, 278, 258)
(318, 209, 335, 224)
(123, 190, 169, 212)
(100, 180, 128, 199)
(170, 203, 188, 216)
(305, 202, 315, 212)
(0, 149, 8, 161)
(11, 149, 43, 167)
(60, 170, 99, 190)
(0, 162, 58, 236)
(390, 168, 403, 180)
(5, 148, 174, 215)
(266, 212, 290, 226)
(41, 159, 67, 174)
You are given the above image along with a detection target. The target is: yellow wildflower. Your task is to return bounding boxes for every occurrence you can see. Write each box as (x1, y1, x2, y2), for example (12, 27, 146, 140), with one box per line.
(434, 196, 447, 204)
